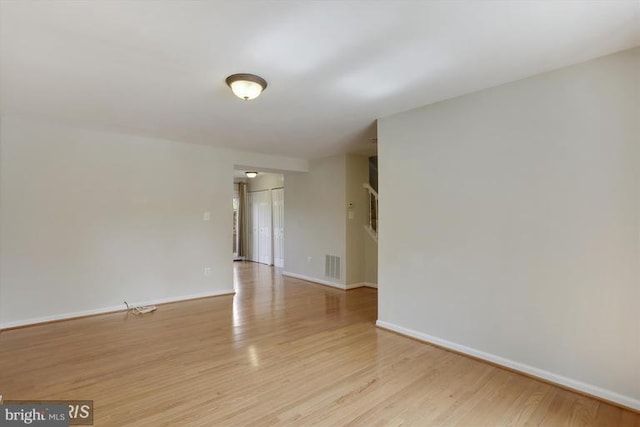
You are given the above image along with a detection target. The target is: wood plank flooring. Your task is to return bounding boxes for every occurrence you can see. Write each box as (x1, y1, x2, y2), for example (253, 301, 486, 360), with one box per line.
(0, 262, 637, 426)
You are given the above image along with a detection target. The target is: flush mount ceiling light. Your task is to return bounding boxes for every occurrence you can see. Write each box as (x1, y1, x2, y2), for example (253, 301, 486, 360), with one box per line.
(226, 73, 267, 101)
(245, 171, 258, 178)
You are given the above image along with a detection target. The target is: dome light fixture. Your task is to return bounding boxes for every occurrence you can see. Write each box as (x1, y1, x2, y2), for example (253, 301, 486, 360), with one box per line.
(245, 171, 258, 179)
(226, 73, 267, 101)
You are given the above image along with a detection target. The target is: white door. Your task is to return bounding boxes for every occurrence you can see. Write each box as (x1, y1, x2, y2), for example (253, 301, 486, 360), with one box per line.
(257, 191, 272, 265)
(249, 190, 272, 265)
(248, 192, 260, 263)
(272, 188, 284, 268)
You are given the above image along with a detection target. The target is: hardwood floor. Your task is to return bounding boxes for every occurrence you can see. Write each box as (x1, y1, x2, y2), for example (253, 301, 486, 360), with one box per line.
(1, 262, 637, 426)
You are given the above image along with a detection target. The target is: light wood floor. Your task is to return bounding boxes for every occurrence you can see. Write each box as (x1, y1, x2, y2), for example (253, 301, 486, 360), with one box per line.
(1, 262, 637, 426)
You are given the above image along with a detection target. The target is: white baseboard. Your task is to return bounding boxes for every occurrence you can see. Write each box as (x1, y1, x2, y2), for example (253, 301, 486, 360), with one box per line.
(281, 272, 378, 291)
(348, 282, 378, 289)
(126, 289, 235, 309)
(0, 289, 236, 330)
(376, 320, 640, 412)
(282, 271, 351, 290)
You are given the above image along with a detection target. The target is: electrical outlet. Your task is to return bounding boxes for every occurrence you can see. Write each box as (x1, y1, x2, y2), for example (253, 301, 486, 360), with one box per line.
(307, 256, 312, 264)
(203, 211, 211, 221)
(204, 267, 212, 277)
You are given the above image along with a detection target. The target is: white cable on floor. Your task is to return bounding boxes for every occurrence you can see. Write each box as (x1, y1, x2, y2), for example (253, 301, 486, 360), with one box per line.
(124, 301, 157, 315)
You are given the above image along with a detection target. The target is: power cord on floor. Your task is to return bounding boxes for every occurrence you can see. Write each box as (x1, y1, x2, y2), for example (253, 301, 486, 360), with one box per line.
(124, 301, 157, 315)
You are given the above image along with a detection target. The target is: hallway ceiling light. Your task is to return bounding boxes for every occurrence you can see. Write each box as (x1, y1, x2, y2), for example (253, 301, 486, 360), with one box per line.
(225, 74, 267, 100)
(245, 171, 258, 178)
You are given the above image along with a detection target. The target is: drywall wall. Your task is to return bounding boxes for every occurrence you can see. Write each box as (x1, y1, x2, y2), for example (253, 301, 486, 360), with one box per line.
(284, 154, 376, 288)
(233, 150, 308, 173)
(378, 48, 640, 408)
(0, 117, 306, 328)
(0, 118, 3, 320)
(345, 155, 369, 285)
(0, 117, 234, 326)
(363, 231, 378, 285)
(284, 155, 347, 286)
(247, 173, 284, 192)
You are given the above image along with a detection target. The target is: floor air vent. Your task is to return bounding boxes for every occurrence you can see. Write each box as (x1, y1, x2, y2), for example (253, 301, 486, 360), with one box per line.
(325, 254, 341, 280)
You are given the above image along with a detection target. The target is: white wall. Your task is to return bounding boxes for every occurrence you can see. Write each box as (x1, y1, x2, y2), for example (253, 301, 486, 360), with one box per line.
(363, 229, 378, 285)
(0, 117, 305, 328)
(284, 155, 347, 286)
(284, 154, 377, 289)
(378, 48, 640, 408)
(233, 150, 308, 173)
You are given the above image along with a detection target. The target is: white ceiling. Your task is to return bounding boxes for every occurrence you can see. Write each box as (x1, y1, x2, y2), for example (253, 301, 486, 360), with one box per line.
(1, 1, 638, 159)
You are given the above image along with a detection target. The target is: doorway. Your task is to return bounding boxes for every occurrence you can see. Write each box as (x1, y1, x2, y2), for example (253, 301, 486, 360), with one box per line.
(234, 170, 285, 267)
(248, 190, 272, 265)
